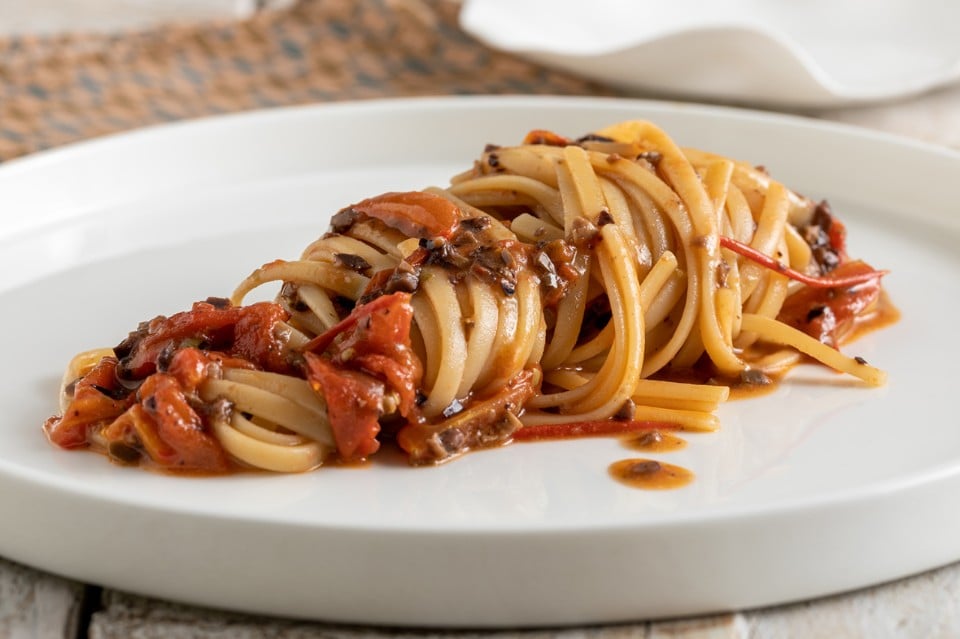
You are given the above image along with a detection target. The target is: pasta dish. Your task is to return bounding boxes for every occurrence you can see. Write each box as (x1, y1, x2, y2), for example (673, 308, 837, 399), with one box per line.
(44, 120, 890, 473)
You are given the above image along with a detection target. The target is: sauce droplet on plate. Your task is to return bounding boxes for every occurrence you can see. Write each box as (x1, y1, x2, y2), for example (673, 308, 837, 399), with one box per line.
(609, 458, 694, 490)
(624, 429, 687, 452)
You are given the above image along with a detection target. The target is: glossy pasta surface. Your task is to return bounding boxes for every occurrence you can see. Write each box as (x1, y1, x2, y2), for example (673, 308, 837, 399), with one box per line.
(44, 121, 890, 473)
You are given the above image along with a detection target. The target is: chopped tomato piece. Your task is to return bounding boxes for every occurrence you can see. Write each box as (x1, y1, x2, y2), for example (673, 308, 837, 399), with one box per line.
(522, 129, 572, 146)
(100, 403, 176, 466)
(133, 372, 230, 471)
(326, 293, 421, 419)
(45, 357, 133, 448)
(304, 353, 383, 461)
(302, 292, 423, 460)
(350, 191, 461, 240)
(49, 347, 239, 472)
(777, 261, 883, 346)
(228, 302, 293, 374)
(115, 300, 292, 381)
(827, 215, 848, 260)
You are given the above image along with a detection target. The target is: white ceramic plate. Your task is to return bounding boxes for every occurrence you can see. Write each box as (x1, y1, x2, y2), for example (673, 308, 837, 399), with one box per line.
(0, 97, 958, 628)
(460, 0, 960, 107)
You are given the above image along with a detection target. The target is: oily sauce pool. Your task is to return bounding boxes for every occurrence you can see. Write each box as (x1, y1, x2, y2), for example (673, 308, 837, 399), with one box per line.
(609, 458, 694, 490)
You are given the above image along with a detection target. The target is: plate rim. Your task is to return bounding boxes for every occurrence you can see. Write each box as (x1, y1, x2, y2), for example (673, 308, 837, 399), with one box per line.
(2, 94, 960, 533)
(3, 95, 959, 173)
(2, 95, 959, 625)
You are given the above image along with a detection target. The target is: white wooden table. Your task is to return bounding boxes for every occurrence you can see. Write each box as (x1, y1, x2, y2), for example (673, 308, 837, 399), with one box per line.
(3, 4, 960, 637)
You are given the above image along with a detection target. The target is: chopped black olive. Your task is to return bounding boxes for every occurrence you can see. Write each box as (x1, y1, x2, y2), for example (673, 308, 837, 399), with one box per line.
(419, 237, 445, 251)
(442, 398, 465, 418)
(627, 460, 662, 477)
(460, 216, 491, 231)
(92, 384, 128, 401)
(204, 296, 231, 309)
(541, 272, 560, 289)
(108, 442, 142, 465)
(438, 427, 466, 453)
(802, 201, 842, 274)
(614, 399, 636, 421)
(204, 398, 233, 424)
(716, 261, 730, 288)
(635, 431, 664, 447)
(576, 133, 615, 143)
(453, 230, 478, 249)
(334, 253, 372, 274)
(114, 321, 150, 359)
(739, 369, 772, 386)
(570, 217, 600, 248)
(534, 250, 554, 272)
(385, 270, 420, 294)
(330, 207, 360, 234)
(533, 251, 560, 288)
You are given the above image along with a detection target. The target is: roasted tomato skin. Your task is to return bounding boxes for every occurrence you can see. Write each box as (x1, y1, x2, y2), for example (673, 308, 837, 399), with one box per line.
(115, 301, 293, 382)
(133, 366, 230, 472)
(304, 353, 384, 461)
(322, 293, 421, 419)
(48, 347, 236, 472)
(45, 357, 133, 449)
(303, 292, 423, 461)
(347, 191, 461, 240)
(777, 260, 883, 346)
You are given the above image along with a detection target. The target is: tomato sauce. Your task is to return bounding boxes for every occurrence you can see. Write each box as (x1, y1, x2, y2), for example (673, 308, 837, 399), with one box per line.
(609, 459, 694, 490)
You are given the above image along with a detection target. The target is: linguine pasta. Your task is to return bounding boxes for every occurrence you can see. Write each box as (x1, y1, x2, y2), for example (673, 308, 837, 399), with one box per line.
(44, 121, 890, 473)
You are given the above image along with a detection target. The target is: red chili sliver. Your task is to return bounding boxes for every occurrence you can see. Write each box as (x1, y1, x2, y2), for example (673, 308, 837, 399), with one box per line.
(719, 236, 887, 288)
(512, 420, 673, 442)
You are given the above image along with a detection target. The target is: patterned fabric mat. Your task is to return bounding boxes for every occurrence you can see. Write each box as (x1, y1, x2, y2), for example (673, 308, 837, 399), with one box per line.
(0, 0, 617, 162)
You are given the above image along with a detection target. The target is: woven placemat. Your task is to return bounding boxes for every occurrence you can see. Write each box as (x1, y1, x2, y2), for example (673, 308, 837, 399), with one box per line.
(0, 0, 618, 162)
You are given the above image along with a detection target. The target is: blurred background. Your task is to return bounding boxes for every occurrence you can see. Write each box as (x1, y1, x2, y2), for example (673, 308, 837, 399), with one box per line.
(1, 0, 958, 162)
(0, 0, 295, 34)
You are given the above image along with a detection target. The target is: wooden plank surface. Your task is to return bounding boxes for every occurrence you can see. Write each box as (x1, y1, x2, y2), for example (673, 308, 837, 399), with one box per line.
(86, 589, 740, 638)
(0, 557, 85, 639)
(4, 553, 960, 638)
